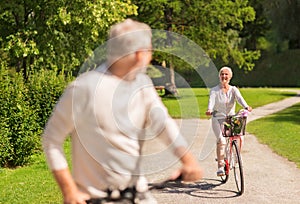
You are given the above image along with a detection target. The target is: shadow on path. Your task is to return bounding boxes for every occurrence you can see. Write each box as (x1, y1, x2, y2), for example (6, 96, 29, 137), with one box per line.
(149, 178, 241, 199)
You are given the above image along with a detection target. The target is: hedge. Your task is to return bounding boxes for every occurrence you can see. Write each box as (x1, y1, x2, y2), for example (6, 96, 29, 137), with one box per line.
(0, 63, 73, 168)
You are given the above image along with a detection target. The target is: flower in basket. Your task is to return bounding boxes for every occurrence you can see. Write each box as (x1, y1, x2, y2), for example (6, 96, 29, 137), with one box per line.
(223, 122, 231, 136)
(232, 116, 242, 134)
(233, 117, 241, 125)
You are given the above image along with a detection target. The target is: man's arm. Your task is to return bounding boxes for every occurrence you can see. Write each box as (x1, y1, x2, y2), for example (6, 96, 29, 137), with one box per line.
(53, 168, 90, 204)
(43, 84, 90, 203)
(144, 84, 203, 182)
(171, 146, 203, 182)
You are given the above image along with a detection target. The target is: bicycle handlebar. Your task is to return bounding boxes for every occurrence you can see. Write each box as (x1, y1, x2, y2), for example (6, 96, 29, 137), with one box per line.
(85, 175, 183, 204)
(211, 108, 250, 118)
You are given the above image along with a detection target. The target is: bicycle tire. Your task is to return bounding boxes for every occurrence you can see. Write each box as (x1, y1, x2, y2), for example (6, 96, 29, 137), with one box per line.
(231, 140, 244, 195)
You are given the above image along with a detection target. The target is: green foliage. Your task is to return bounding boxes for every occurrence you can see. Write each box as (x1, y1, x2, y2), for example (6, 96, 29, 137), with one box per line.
(0, 0, 137, 167)
(133, 0, 260, 71)
(240, 0, 271, 50)
(0, 0, 137, 76)
(146, 65, 164, 78)
(0, 62, 72, 168)
(0, 62, 40, 167)
(230, 49, 300, 87)
(263, 0, 300, 50)
(26, 69, 73, 128)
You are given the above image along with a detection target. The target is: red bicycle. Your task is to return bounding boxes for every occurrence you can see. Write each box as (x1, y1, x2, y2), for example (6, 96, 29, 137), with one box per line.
(219, 109, 248, 195)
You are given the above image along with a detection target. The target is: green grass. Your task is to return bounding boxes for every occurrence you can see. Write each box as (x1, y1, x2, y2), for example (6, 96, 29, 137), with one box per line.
(161, 88, 208, 118)
(247, 102, 300, 168)
(0, 138, 72, 203)
(0, 156, 61, 203)
(161, 87, 297, 118)
(0, 88, 298, 203)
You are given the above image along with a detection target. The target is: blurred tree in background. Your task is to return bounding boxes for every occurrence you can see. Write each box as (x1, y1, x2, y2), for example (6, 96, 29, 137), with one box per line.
(0, 0, 137, 167)
(0, 0, 137, 77)
(263, 0, 300, 52)
(132, 0, 260, 91)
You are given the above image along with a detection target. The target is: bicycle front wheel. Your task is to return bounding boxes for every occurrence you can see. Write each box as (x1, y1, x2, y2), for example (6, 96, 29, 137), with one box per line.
(231, 140, 244, 195)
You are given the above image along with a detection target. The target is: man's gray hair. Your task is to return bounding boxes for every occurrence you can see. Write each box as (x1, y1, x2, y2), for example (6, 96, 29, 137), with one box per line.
(107, 19, 152, 64)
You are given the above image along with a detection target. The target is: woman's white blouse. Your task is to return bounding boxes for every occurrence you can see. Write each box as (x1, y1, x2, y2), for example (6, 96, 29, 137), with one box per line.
(207, 85, 249, 117)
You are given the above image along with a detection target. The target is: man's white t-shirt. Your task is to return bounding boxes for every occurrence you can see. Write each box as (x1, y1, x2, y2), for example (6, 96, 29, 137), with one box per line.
(42, 65, 187, 197)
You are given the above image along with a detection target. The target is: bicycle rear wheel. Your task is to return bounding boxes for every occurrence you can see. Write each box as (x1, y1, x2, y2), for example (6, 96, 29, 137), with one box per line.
(231, 140, 244, 195)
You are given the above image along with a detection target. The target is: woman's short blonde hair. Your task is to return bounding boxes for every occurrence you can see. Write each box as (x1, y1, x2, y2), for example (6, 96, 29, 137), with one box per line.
(107, 19, 152, 64)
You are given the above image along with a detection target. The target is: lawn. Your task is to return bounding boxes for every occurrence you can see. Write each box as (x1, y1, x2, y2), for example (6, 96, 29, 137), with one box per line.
(0, 88, 299, 203)
(161, 87, 297, 118)
(0, 138, 72, 203)
(247, 102, 300, 168)
(0, 156, 61, 203)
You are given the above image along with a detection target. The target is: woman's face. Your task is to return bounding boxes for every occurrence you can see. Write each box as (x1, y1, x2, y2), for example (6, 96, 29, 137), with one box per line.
(219, 69, 231, 84)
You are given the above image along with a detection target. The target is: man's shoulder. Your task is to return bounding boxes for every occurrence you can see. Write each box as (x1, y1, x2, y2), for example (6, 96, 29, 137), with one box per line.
(63, 70, 107, 95)
(136, 73, 153, 85)
(74, 70, 103, 83)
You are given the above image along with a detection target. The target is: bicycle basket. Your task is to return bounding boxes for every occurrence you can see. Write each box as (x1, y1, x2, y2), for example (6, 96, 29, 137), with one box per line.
(222, 116, 247, 137)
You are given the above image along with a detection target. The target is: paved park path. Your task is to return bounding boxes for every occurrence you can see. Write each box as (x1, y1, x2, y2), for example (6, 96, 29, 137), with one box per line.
(143, 89, 300, 204)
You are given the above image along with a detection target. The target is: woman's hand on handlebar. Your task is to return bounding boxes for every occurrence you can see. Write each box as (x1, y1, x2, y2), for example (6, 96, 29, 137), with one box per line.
(205, 110, 212, 117)
(245, 106, 252, 112)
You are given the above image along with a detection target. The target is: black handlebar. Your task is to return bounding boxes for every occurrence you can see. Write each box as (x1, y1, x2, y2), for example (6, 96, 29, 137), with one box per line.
(86, 175, 182, 204)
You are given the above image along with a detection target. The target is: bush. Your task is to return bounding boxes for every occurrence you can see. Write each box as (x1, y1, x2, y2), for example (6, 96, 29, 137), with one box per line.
(0, 64, 40, 167)
(0, 63, 73, 168)
(26, 69, 73, 129)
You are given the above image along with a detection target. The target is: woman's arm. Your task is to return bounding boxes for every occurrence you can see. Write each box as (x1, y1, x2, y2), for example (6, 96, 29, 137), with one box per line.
(233, 86, 251, 110)
(207, 89, 215, 111)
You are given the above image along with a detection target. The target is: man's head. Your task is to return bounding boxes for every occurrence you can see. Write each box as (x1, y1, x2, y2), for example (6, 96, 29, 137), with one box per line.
(107, 19, 152, 65)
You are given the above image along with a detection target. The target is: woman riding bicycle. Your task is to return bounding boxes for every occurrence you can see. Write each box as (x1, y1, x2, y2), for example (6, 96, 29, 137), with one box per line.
(205, 66, 252, 176)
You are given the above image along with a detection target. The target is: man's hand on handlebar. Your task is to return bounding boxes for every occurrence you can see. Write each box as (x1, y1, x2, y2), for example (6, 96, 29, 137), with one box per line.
(172, 148, 203, 182)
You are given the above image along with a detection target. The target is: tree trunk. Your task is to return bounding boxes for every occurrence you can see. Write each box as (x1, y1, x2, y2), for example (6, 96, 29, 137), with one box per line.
(164, 5, 178, 97)
(169, 58, 178, 96)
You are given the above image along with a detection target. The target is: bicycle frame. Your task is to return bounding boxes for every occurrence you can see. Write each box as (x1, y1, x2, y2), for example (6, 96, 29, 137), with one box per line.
(222, 135, 242, 180)
(225, 135, 243, 157)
